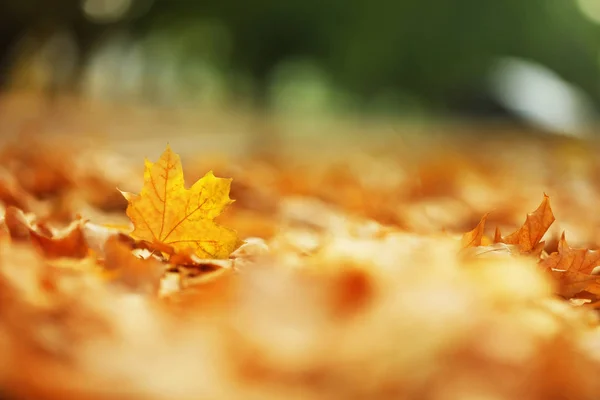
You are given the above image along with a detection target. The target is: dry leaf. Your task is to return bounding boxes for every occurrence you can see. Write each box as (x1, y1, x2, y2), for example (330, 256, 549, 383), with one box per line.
(168, 249, 233, 269)
(4, 207, 89, 259)
(462, 242, 516, 259)
(3, 127, 600, 400)
(82, 221, 133, 257)
(103, 236, 165, 294)
(540, 233, 600, 298)
(4, 206, 36, 240)
(121, 145, 242, 259)
(461, 213, 489, 249)
(29, 219, 89, 259)
(495, 194, 555, 254)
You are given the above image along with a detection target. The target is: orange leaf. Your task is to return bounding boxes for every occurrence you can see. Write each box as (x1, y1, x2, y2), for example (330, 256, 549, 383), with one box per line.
(540, 233, 600, 298)
(121, 145, 242, 259)
(4, 207, 89, 259)
(103, 236, 165, 294)
(29, 220, 89, 259)
(496, 194, 555, 254)
(4, 206, 34, 241)
(461, 213, 489, 249)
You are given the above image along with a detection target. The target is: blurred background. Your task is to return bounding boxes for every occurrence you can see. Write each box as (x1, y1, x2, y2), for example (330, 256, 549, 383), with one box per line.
(1, 0, 600, 136)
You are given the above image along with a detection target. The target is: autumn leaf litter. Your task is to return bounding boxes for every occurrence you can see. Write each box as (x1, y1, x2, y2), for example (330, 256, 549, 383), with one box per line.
(0, 137, 600, 399)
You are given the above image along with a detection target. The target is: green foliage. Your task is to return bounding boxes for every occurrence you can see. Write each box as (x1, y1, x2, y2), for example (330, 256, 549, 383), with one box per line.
(1, 0, 599, 115)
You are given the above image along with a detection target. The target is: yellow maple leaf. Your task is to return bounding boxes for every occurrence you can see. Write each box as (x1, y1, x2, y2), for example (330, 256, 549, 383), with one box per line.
(121, 145, 241, 259)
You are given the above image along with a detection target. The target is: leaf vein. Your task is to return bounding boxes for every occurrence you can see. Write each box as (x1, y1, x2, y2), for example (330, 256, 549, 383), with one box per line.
(161, 193, 208, 243)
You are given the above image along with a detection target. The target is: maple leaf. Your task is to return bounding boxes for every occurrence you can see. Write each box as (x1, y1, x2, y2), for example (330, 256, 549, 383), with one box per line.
(461, 213, 489, 249)
(121, 145, 242, 259)
(540, 233, 600, 298)
(495, 194, 555, 255)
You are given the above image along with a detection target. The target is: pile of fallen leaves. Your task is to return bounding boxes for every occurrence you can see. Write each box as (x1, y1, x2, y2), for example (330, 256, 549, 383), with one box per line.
(1, 134, 600, 400)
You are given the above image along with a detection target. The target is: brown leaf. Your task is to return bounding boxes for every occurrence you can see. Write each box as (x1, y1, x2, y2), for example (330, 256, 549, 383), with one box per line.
(4, 207, 35, 241)
(4, 207, 89, 259)
(129, 239, 176, 259)
(29, 219, 89, 259)
(169, 249, 233, 269)
(493, 226, 502, 243)
(540, 233, 600, 298)
(461, 213, 489, 249)
(496, 194, 555, 254)
(530, 241, 546, 258)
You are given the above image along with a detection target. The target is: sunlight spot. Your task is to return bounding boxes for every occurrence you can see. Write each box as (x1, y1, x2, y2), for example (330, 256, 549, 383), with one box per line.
(489, 57, 595, 136)
(576, 0, 600, 25)
(82, 0, 133, 23)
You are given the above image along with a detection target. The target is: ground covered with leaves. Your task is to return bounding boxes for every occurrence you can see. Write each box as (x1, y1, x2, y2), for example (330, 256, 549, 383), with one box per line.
(1, 125, 600, 400)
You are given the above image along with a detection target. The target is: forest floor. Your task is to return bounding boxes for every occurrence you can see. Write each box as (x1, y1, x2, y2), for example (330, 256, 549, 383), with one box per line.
(0, 92, 600, 400)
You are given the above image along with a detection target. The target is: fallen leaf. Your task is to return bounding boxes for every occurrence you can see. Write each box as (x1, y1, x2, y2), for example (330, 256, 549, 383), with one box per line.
(4, 206, 36, 241)
(540, 233, 600, 298)
(121, 145, 242, 259)
(230, 237, 269, 258)
(4, 207, 89, 259)
(82, 221, 133, 257)
(29, 219, 89, 259)
(496, 194, 555, 254)
(168, 249, 233, 269)
(103, 236, 165, 294)
(462, 242, 516, 259)
(461, 213, 489, 249)
(493, 226, 501, 243)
